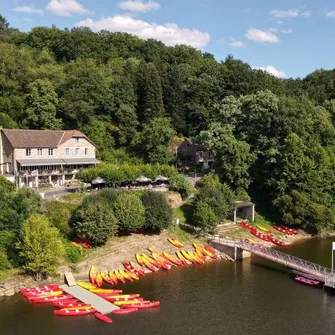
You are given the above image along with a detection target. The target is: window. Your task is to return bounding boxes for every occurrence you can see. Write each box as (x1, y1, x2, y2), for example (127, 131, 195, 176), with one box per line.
(75, 137, 79, 143)
(65, 148, 70, 155)
(37, 149, 42, 156)
(75, 148, 79, 155)
(26, 149, 31, 157)
(85, 148, 88, 156)
(48, 148, 54, 156)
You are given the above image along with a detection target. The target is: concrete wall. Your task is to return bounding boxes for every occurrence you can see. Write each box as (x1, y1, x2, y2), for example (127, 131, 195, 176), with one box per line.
(1, 132, 14, 174)
(209, 241, 251, 260)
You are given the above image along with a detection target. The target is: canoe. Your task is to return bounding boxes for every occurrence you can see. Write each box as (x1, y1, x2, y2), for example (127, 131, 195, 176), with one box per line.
(251, 229, 272, 242)
(257, 225, 271, 233)
(95, 272, 103, 287)
(151, 251, 173, 266)
(105, 294, 140, 301)
(239, 221, 255, 231)
(77, 281, 97, 290)
(112, 307, 138, 315)
(95, 312, 113, 324)
(270, 237, 287, 247)
(119, 269, 134, 282)
(195, 248, 206, 261)
(294, 276, 320, 286)
(30, 294, 73, 303)
(167, 238, 184, 248)
(135, 254, 145, 266)
(142, 254, 160, 267)
(54, 308, 96, 316)
(141, 258, 159, 272)
(114, 270, 126, 284)
(190, 251, 204, 264)
(126, 301, 160, 309)
(89, 266, 97, 285)
(273, 225, 290, 234)
(20, 285, 59, 293)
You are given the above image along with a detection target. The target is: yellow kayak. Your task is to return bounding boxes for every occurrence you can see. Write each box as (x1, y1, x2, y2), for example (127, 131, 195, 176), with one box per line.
(176, 250, 188, 264)
(90, 288, 122, 294)
(136, 253, 145, 266)
(119, 269, 133, 282)
(89, 266, 97, 285)
(181, 250, 194, 262)
(95, 272, 103, 287)
(257, 225, 270, 232)
(62, 305, 93, 311)
(114, 270, 126, 284)
(113, 300, 143, 306)
(124, 270, 140, 280)
(77, 282, 97, 290)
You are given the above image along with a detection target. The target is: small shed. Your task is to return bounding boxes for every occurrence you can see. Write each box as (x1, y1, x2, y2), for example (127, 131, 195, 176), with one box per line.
(234, 201, 255, 223)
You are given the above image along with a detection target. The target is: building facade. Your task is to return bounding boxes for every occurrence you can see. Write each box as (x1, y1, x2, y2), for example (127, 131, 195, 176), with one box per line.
(0, 129, 98, 188)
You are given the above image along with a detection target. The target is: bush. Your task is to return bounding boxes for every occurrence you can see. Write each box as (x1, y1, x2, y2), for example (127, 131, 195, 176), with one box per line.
(0, 230, 15, 251)
(193, 200, 218, 233)
(16, 214, 64, 280)
(141, 191, 173, 232)
(65, 242, 82, 263)
(112, 193, 145, 231)
(0, 176, 15, 193)
(0, 251, 11, 270)
(44, 201, 72, 236)
(70, 202, 118, 246)
(86, 188, 120, 207)
(168, 174, 192, 199)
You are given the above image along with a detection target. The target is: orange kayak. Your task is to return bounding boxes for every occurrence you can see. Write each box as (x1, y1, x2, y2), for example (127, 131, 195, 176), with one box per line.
(89, 266, 97, 285)
(168, 238, 184, 248)
(95, 272, 103, 287)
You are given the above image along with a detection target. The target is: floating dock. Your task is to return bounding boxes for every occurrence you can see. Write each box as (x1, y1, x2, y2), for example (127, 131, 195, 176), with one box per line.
(60, 284, 119, 314)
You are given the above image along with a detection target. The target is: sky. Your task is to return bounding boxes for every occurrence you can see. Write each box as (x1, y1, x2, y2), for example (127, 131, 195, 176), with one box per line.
(2, 0, 335, 79)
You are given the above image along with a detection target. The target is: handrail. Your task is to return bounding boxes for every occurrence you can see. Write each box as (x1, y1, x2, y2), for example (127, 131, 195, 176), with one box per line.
(209, 236, 333, 280)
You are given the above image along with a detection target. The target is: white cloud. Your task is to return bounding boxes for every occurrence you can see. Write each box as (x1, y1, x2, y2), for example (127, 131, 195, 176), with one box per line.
(281, 29, 293, 34)
(270, 9, 299, 18)
(229, 40, 245, 48)
(245, 28, 279, 43)
(277, 20, 284, 24)
(253, 65, 286, 79)
(46, 0, 94, 16)
(269, 28, 278, 32)
(23, 18, 33, 22)
(301, 10, 311, 17)
(13, 6, 44, 15)
(75, 15, 210, 48)
(118, 1, 160, 13)
(326, 10, 335, 18)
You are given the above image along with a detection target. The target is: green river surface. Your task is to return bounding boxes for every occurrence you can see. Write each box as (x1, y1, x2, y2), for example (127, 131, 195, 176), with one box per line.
(1, 237, 335, 335)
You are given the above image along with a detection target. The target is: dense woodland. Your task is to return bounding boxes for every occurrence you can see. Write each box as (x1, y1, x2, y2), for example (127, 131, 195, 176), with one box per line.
(2, 15, 335, 234)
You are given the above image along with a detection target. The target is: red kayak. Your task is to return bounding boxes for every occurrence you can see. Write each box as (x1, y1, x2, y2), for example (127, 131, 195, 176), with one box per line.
(294, 276, 320, 286)
(281, 225, 298, 235)
(112, 307, 138, 315)
(251, 229, 271, 242)
(106, 294, 141, 302)
(95, 312, 113, 323)
(96, 290, 123, 297)
(29, 294, 73, 303)
(20, 285, 59, 293)
(53, 301, 88, 308)
(54, 308, 96, 316)
(127, 301, 160, 309)
(273, 225, 293, 235)
(270, 237, 288, 247)
(239, 221, 254, 231)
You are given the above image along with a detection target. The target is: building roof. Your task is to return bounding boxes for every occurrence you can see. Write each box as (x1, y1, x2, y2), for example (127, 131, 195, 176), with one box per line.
(2, 129, 92, 149)
(235, 200, 255, 208)
(17, 158, 99, 166)
(178, 138, 208, 151)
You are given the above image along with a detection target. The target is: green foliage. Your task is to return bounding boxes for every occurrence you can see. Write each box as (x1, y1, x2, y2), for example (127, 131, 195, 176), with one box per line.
(168, 174, 192, 199)
(65, 242, 82, 263)
(115, 104, 139, 146)
(141, 191, 172, 232)
(0, 176, 15, 193)
(44, 201, 72, 236)
(0, 251, 11, 270)
(193, 200, 218, 233)
(112, 192, 145, 231)
(70, 201, 118, 246)
(0, 230, 15, 251)
(16, 214, 64, 280)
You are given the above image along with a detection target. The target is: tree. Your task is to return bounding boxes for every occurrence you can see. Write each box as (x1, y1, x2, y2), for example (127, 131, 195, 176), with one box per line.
(0, 15, 9, 35)
(141, 191, 172, 232)
(44, 201, 73, 236)
(115, 104, 139, 145)
(24, 79, 62, 129)
(138, 61, 165, 121)
(193, 200, 218, 233)
(112, 192, 145, 231)
(16, 214, 64, 280)
(70, 201, 118, 246)
(0, 176, 15, 193)
(168, 174, 192, 199)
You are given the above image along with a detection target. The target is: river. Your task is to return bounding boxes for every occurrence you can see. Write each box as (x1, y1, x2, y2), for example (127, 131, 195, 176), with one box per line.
(1, 237, 335, 335)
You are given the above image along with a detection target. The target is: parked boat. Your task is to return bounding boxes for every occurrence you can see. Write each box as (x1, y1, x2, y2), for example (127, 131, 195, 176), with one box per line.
(125, 269, 140, 280)
(251, 229, 271, 242)
(54, 308, 96, 316)
(163, 252, 184, 266)
(273, 225, 292, 234)
(270, 237, 288, 247)
(20, 285, 59, 293)
(112, 307, 138, 315)
(101, 272, 116, 286)
(113, 299, 146, 306)
(105, 294, 141, 302)
(126, 301, 160, 309)
(257, 225, 271, 233)
(53, 300, 85, 308)
(95, 312, 113, 323)
(89, 266, 97, 285)
(176, 250, 188, 265)
(167, 238, 184, 248)
(61, 305, 93, 310)
(135, 254, 145, 266)
(114, 270, 126, 284)
(29, 294, 73, 303)
(119, 269, 134, 282)
(77, 282, 97, 290)
(108, 271, 118, 284)
(90, 288, 122, 294)
(294, 276, 320, 286)
(281, 225, 299, 235)
(129, 261, 145, 276)
(95, 272, 103, 287)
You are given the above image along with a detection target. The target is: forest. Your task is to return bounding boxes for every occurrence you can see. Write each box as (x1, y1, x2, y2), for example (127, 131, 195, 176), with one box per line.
(1, 15, 335, 233)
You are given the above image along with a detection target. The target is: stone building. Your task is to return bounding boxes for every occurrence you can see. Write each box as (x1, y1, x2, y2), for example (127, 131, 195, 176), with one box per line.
(0, 129, 98, 188)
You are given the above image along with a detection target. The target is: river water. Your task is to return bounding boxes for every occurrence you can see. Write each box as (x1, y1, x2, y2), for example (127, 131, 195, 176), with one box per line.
(1, 237, 335, 335)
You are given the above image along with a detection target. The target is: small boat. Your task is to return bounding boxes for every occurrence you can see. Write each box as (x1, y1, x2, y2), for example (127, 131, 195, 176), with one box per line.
(90, 288, 122, 294)
(181, 250, 195, 263)
(95, 312, 113, 324)
(108, 271, 118, 284)
(114, 270, 126, 284)
(176, 250, 188, 265)
(113, 299, 146, 306)
(95, 272, 103, 287)
(54, 308, 96, 316)
(30, 294, 73, 303)
(294, 276, 320, 286)
(257, 225, 271, 233)
(53, 300, 84, 308)
(273, 225, 290, 234)
(125, 269, 140, 280)
(23, 290, 63, 298)
(112, 307, 138, 315)
(126, 301, 160, 309)
(251, 229, 271, 242)
(20, 285, 59, 293)
(281, 225, 298, 235)
(142, 254, 160, 267)
(119, 269, 134, 282)
(105, 294, 141, 302)
(136, 254, 145, 266)
(270, 237, 288, 247)
(168, 238, 184, 248)
(239, 221, 255, 231)
(77, 282, 97, 290)
(163, 252, 184, 266)
(129, 261, 145, 277)
(89, 266, 97, 285)
(203, 246, 217, 259)
(61, 305, 93, 310)
(101, 272, 116, 286)
(151, 251, 173, 266)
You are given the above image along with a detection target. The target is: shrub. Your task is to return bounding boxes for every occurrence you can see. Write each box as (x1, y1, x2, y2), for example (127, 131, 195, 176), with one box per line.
(0, 230, 15, 251)
(141, 191, 173, 232)
(112, 193, 145, 231)
(70, 202, 118, 246)
(0, 251, 11, 270)
(193, 200, 218, 233)
(0, 176, 15, 193)
(168, 174, 192, 199)
(87, 188, 120, 207)
(44, 201, 72, 236)
(16, 214, 65, 280)
(65, 242, 82, 263)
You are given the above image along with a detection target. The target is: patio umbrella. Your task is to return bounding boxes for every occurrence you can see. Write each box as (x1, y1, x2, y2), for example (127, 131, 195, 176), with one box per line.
(91, 176, 106, 184)
(136, 175, 152, 183)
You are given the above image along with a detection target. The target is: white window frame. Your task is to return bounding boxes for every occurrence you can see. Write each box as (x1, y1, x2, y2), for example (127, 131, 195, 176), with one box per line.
(65, 148, 70, 156)
(85, 148, 88, 156)
(26, 149, 31, 157)
(75, 148, 79, 155)
(37, 149, 43, 156)
(48, 148, 54, 156)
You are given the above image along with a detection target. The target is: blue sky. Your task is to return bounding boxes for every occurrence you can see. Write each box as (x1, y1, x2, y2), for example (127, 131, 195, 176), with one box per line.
(2, 0, 335, 78)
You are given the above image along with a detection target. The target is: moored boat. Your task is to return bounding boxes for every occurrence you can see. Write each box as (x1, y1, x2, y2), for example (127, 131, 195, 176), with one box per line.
(53, 300, 84, 308)
(95, 272, 103, 287)
(89, 266, 97, 285)
(114, 270, 126, 284)
(126, 301, 160, 309)
(119, 269, 134, 282)
(77, 281, 97, 290)
(176, 250, 188, 265)
(135, 254, 145, 266)
(273, 225, 290, 234)
(54, 308, 96, 316)
(129, 261, 145, 276)
(251, 229, 271, 242)
(163, 252, 184, 266)
(101, 272, 116, 286)
(270, 237, 287, 247)
(280, 225, 298, 235)
(95, 312, 113, 323)
(167, 238, 184, 248)
(294, 276, 320, 286)
(20, 284, 59, 293)
(112, 307, 138, 315)
(90, 288, 122, 294)
(29, 294, 73, 303)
